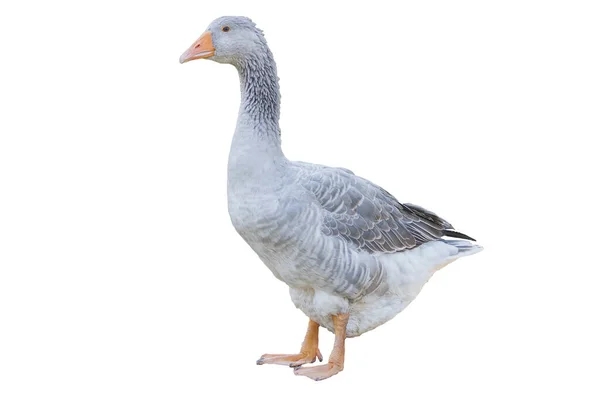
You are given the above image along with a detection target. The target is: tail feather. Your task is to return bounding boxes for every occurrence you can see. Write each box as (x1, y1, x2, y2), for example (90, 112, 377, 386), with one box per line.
(444, 239, 484, 259)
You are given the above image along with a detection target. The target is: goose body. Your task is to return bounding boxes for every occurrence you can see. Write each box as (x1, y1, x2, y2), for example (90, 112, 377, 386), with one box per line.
(181, 16, 482, 379)
(228, 158, 481, 337)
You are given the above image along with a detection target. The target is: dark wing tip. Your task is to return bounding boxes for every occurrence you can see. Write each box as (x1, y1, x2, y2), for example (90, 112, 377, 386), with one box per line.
(443, 230, 476, 241)
(402, 203, 454, 230)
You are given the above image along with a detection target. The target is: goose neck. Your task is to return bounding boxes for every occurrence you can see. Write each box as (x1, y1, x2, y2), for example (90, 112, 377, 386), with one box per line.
(235, 51, 281, 142)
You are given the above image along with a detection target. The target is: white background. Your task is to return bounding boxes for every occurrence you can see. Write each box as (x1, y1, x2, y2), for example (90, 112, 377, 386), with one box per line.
(1, 0, 599, 397)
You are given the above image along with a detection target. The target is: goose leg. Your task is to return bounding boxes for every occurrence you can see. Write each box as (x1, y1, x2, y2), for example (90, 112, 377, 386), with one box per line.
(293, 313, 349, 381)
(256, 319, 323, 367)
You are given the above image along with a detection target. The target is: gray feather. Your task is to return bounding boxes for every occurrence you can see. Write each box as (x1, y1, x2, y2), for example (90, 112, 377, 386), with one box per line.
(300, 166, 473, 254)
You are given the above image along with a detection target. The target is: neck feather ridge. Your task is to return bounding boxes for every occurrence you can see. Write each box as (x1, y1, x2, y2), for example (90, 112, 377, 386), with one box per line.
(236, 50, 281, 140)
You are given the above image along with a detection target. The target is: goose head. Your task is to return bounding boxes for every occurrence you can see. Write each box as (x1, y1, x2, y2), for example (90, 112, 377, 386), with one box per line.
(179, 16, 268, 66)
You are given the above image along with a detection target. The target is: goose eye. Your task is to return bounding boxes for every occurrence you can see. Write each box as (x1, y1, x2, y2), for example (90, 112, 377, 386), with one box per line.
(222, 26, 230, 32)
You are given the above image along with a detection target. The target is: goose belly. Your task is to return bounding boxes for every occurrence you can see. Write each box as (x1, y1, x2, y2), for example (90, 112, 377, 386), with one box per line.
(289, 241, 460, 337)
(290, 287, 419, 338)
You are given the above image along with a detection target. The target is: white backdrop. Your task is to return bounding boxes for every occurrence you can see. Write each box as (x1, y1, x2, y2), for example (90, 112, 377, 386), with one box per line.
(1, 1, 599, 397)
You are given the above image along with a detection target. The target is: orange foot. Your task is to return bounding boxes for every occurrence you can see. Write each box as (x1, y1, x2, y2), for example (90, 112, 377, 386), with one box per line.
(256, 319, 322, 367)
(293, 313, 349, 382)
(256, 349, 323, 367)
(293, 362, 343, 381)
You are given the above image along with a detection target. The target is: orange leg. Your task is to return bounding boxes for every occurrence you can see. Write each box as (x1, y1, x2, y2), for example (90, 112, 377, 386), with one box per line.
(294, 313, 349, 381)
(256, 319, 323, 367)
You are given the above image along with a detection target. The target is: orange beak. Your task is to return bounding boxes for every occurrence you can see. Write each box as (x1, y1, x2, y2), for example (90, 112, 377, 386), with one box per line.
(179, 32, 215, 64)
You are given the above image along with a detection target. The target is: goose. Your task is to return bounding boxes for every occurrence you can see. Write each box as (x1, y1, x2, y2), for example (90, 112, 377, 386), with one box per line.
(180, 16, 483, 381)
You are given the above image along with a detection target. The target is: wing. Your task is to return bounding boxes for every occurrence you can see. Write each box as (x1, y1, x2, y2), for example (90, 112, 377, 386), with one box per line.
(299, 165, 474, 254)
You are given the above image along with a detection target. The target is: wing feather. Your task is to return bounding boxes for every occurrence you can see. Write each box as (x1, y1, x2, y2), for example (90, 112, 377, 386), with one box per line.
(299, 166, 474, 254)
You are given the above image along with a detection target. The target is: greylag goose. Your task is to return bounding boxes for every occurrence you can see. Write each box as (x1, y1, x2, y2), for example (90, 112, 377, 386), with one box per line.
(180, 16, 482, 381)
